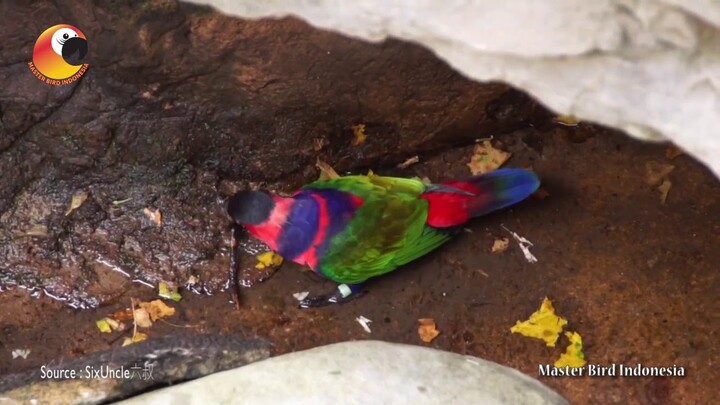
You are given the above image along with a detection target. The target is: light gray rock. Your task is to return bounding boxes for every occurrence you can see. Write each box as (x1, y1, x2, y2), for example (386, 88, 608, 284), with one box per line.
(118, 341, 568, 405)
(188, 0, 720, 179)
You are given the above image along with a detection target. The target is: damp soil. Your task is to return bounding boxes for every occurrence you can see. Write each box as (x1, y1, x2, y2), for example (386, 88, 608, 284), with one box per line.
(1, 124, 718, 405)
(1, 2, 719, 405)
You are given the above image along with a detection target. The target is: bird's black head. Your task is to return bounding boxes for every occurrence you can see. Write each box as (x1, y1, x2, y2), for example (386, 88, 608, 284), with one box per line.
(227, 190, 275, 225)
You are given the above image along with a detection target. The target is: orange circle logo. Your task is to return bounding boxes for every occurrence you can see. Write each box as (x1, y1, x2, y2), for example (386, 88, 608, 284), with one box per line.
(28, 24, 89, 84)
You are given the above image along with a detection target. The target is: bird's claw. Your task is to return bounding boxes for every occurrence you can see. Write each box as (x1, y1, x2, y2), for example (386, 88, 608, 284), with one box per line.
(298, 284, 365, 309)
(298, 294, 337, 309)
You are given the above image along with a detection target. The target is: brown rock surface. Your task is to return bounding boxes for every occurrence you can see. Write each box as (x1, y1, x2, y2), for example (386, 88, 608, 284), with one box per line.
(0, 1, 533, 307)
(0, 2, 718, 405)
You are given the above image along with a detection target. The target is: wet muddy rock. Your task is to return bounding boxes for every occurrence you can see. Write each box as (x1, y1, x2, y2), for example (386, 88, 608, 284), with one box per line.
(0, 1, 536, 306)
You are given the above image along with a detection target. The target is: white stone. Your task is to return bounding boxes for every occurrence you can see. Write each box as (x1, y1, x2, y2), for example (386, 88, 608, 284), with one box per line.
(117, 341, 568, 405)
(189, 0, 720, 178)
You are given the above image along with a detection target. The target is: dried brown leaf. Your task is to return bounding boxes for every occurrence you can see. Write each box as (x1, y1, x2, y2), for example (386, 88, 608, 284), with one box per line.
(467, 141, 511, 175)
(665, 145, 684, 160)
(112, 308, 135, 322)
(139, 299, 176, 321)
(313, 138, 325, 151)
(133, 308, 153, 328)
(316, 159, 340, 181)
(65, 190, 89, 216)
(418, 318, 440, 343)
(106, 318, 125, 331)
(397, 155, 419, 169)
(351, 124, 367, 146)
(143, 208, 162, 226)
(658, 179, 672, 204)
(491, 238, 510, 254)
(644, 162, 674, 186)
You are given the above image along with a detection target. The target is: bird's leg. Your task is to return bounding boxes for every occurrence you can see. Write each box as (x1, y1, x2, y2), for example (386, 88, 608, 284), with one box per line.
(299, 283, 365, 309)
(228, 223, 243, 310)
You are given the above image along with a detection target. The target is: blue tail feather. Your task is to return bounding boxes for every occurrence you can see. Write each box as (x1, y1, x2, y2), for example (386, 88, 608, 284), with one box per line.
(466, 168, 540, 217)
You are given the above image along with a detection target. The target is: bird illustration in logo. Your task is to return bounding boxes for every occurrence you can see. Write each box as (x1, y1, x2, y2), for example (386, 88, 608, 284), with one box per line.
(32, 24, 88, 80)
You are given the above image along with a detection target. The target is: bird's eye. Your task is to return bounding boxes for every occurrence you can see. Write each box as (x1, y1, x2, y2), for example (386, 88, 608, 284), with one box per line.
(62, 33, 69, 39)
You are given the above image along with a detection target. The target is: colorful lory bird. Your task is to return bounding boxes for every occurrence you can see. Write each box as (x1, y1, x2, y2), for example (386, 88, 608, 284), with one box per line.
(227, 168, 539, 308)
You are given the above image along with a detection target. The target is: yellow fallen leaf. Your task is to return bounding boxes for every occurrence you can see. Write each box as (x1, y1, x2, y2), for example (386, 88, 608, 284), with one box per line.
(122, 332, 148, 347)
(665, 145, 684, 160)
(256, 251, 284, 269)
(644, 161, 674, 186)
(418, 318, 440, 343)
(139, 299, 176, 321)
(316, 159, 340, 181)
(96, 317, 123, 333)
(553, 114, 580, 126)
(351, 124, 367, 146)
(133, 308, 153, 328)
(143, 208, 162, 226)
(510, 297, 568, 347)
(106, 317, 124, 331)
(96, 319, 112, 334)
(467, 141, 511, 175)
(65, 190, 89, 216)
(554, 331, 586, 368)
(491, 238, 510, 254)
(658, 179, 672, 204)
(158, 281, 182, 302)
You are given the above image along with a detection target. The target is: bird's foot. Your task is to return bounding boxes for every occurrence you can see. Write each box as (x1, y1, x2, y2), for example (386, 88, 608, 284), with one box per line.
(299, 284, 364, 309)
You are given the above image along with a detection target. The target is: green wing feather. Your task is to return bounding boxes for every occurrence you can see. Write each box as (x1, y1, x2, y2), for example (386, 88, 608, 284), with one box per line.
(305, 173, 453, 284)
(303, 172, 426, 199)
